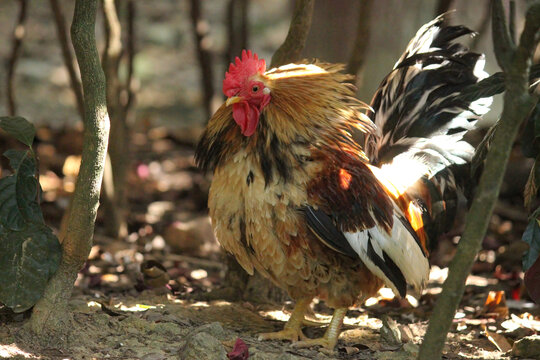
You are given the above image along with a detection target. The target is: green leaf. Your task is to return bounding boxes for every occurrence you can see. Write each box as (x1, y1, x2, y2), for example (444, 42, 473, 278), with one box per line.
(0, 224, 61, 313)
(0, 150, 43, 230)
(522, 211, 540, 271)
(0, 147, 60, 312)
(0, 116, 36, 147)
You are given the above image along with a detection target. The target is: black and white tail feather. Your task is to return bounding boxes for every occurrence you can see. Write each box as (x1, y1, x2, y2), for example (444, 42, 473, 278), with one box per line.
(365, 16, 491, 169)
(354, 16, 493, 296)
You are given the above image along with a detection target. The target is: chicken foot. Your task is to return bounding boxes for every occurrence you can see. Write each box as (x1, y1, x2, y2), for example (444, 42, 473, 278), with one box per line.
(291, 307, 347, 353)
(258, 298, 312, 342)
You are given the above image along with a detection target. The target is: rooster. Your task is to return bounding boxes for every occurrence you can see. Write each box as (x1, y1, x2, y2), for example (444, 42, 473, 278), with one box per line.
(196, 16, 493, 351)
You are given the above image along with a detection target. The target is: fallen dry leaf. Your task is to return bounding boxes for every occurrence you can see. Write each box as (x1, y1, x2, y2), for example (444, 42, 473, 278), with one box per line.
(399, 324, 414, 343)
(343, 346, 360, 355)
(227, 338, 249, 360)
(483, 325, 512, 352)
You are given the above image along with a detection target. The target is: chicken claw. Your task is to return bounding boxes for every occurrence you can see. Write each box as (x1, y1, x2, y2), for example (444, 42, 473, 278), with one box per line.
(258, 327, 307, 342)
(258, 298, 311, 343)
(291, 337, 336, 355)
(291, 307, 347, 354)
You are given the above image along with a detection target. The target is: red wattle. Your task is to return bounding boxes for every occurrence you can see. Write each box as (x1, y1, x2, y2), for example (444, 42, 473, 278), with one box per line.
(232, 102, 260, 137)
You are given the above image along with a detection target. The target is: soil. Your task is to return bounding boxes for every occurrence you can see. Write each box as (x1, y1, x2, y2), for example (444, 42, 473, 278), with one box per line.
(0, 122, 537, 359)
(1, 286, 531, 360)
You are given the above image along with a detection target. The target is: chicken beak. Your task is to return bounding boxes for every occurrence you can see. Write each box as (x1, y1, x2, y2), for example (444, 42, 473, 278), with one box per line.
(226, 96, 243, 107)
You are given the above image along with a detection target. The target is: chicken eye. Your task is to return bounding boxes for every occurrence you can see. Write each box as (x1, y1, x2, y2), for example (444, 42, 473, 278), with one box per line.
(252, 85, 260, 93)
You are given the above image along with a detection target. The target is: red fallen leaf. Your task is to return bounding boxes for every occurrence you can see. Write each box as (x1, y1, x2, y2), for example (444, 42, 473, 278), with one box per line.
(524, 255, 540, 304)
(227, 338, 249, 360)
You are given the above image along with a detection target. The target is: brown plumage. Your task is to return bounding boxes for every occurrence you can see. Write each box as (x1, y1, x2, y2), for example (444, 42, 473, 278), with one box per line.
(198, 60, 384, 294)
(196, 17, 492, 351)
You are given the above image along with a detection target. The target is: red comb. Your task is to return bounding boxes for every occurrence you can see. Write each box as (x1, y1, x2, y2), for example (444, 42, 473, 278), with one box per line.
(223, 50, 266, 97)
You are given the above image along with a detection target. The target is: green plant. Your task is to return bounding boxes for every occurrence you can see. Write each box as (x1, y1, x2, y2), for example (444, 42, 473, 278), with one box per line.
(0, 116, 61, 313)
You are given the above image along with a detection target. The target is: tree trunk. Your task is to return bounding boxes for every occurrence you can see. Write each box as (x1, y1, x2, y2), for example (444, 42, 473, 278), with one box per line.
(101, 0, 129, 239)
(26, 0, 110, 345)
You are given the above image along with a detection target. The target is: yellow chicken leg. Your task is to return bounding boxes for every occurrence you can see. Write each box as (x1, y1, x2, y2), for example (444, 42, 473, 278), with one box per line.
(292, 307, 347, 353)
(258, 298, 312, 342)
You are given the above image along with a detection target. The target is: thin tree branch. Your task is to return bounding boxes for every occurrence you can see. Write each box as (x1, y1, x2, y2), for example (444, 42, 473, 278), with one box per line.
(29, 0, 110, 339)
(125, 0, 136, 111)
(417, 2, 540, 359)
(49, 0, 84, 121)
(436, 0, 455, 15)
(345, 0, 373, 87)
(6, 0, 28, 116)
(102, 0, 123, 100)
(514, 2, 540, 71)
(436, 0, 455, 26)
(510, 0, 517, 44)
(189, 0, 215, 119)
(270, 0, 314, 68)
(62, 0, 110, 272)
(471, 3, 491, 51)
(225, 0, 249, 64)
(101, 0, 128, 239)
(492, 0, 516, 71)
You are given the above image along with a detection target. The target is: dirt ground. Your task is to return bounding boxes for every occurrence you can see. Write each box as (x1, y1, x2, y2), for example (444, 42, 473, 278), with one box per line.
(0, 126, 538, 359)
(1, 271, 538, 360)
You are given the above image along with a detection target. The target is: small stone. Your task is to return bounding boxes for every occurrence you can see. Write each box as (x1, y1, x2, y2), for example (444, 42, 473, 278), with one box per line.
(140, 353, 167, 360)
(512, 335, 540, 358)
(503, 325, 535, 340)
(343, 346, 360, 355)
(191, 322, 228, 340)
(180, 332, 227, 360)
(403, 342, 419, 355)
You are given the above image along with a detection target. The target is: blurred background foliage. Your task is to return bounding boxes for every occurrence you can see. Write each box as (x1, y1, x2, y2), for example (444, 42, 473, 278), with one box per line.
(0, 0, 518, 133)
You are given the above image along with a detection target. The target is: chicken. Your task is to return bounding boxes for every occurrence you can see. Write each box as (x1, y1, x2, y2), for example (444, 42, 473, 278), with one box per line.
(195, 16, 492, 351)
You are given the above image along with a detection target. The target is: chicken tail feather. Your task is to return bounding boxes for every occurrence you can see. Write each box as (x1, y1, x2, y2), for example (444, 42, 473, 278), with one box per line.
(365, 15, 493, 248)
